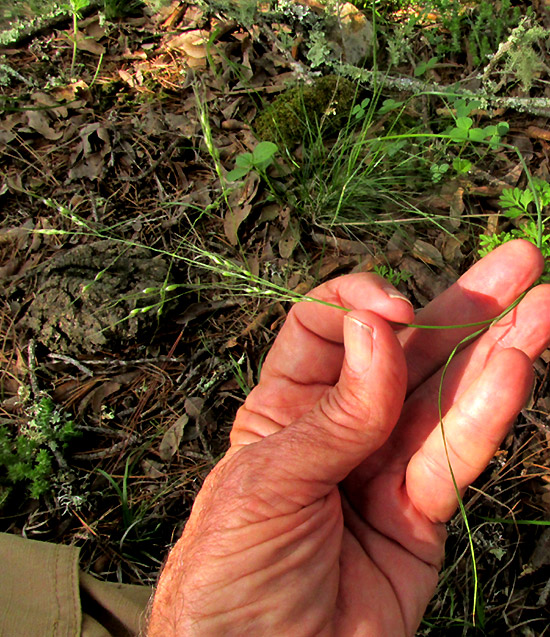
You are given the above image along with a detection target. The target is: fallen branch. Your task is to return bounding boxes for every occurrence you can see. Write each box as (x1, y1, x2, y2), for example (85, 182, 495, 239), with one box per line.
(0, 0, 103, 48)
(339, 63, 550, 118)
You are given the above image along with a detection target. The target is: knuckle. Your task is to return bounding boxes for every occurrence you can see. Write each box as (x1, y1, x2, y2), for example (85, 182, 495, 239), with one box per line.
(315, 384, 379, 447)
(322, 384, 368, 427)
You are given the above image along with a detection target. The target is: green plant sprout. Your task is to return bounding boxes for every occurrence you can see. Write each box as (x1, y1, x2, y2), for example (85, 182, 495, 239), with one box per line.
(446, 115, 510, 146)
(430, 162, 449, 183)
(372, 264, 411, 287)
(479, 178, 550, 281)
(226, 141, 279, 182)
(0, 395, 81, 507)
(377, 97, 404, 115)
(98, 459, 133, 531)
(62, 0, 90, 78)
(414, 56, 438, 77)
(351, 97, 371, 120)
(452, 157, 471, 175)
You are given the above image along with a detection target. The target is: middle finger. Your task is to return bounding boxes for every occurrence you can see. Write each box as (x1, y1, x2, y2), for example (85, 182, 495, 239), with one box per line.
(399, 240, 544, 393)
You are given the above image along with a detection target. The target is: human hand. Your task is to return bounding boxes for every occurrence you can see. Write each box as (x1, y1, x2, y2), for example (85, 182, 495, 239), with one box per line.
(149, 240, 550, 636)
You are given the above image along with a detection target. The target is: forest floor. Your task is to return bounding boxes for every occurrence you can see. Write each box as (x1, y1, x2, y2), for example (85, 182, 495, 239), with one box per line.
(2, 0, 550, 634)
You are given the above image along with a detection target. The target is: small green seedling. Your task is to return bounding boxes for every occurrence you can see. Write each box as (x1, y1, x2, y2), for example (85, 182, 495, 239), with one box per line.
(373, 264, 412, 287)
(226, 141, 279, 181)
(351, 97, 371, 120)
(452, 157, 472, 174)
(378, 98, 404, 115)
(479, 178, 550, 280)
(447, 117, 509, 147)
(62, 0, 90, 77)
(454, 98, 481, 118)
(414, 56, 438, 77)
(431, 162, 450, 183)
(443, 98, 509, 148)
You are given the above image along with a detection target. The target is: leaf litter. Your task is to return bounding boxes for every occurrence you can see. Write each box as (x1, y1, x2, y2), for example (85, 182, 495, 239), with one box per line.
(0, 1, 550, 631)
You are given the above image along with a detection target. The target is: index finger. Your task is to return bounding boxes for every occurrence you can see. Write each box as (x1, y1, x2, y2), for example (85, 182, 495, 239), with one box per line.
(400, 239, 544, 393)
(262, 272, 415, 386)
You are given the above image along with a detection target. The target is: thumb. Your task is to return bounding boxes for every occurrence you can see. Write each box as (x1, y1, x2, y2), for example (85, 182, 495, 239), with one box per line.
(234, 310, 407, 515)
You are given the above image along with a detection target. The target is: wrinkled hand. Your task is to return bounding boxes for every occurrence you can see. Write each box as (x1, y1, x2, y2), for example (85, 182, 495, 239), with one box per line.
(149, 240, 550, 636)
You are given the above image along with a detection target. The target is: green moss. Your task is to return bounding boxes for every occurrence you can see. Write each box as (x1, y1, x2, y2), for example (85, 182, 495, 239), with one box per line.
(254, 74, 357, 147)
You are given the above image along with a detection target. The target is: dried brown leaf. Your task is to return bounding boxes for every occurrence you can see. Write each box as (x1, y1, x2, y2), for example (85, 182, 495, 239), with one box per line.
(279, 217, 300, 258)
(448, 186, 464, 229)
(317, 254, 359, 279)
(312, 232, 373, 255)
(528, 527, 550, 572)
(50, 80, 90, 106)
(401, 256, 450, 304)
(440, 233, 465, 266)
(412, 240, 444, 268)
(0, 113, 23, 144)
(224, 204, 252, 245)
(32, 91, 68, 118)
(185, 396, 204, 419)
(258, 203, 280, 223)
(166, 29, 209, 65)
(68, 123, 111, 181)
(70, 30, 106, 55)
(159, 414, 189, 462)
(25, 111, 63, 140)
(82, 17, 106, 40)
(224, 173, 260, 244)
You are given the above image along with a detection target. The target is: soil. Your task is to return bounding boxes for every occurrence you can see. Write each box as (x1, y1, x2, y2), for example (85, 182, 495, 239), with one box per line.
(19, 240, 177, 355)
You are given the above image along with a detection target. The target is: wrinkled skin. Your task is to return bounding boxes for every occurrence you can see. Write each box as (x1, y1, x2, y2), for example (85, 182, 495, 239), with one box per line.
(149, 240, 550, 636)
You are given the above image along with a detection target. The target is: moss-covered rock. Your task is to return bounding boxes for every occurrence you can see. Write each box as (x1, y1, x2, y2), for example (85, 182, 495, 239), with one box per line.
(254, 74, 357, 147)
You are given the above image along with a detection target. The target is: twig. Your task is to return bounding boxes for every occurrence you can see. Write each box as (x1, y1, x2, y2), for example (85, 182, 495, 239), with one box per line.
(48, 353, 94, 377)
(77, 356, 182, 366)
(261, 23, 310, 80)
(72, 435, 140, 460)
(27, 339, 40, 397)
(339, 64, 550, 118)
(183, 450, 213, 461)
(77, 424, 136, 436)
(119, 138, 181, 183)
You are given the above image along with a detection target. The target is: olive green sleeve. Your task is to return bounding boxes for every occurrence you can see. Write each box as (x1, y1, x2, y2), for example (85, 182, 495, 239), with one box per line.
(0, 532, 153, 637)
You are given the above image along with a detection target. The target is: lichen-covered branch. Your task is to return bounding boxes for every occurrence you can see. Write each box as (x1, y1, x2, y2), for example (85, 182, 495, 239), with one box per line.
(339, 64, 550, 118)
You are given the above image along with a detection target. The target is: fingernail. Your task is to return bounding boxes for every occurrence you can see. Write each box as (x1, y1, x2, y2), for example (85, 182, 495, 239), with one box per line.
(382, 284, 413, 307)
(345, 315, 373, 373)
